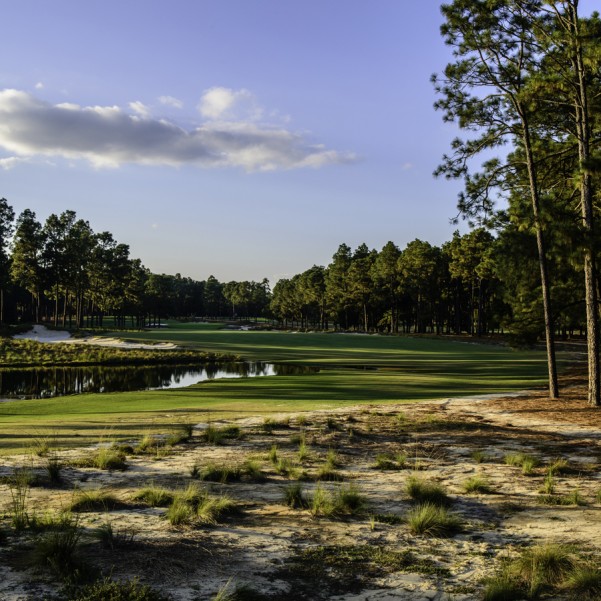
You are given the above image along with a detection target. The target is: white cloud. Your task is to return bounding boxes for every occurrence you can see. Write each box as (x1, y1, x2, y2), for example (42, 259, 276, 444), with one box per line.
(0, 156, 30, 170)
(158, 95, 183, 109)
(198, 86, 257, 120)
(129, 101, 151, 118)
(0, 88, 355, 171)
(402, 162, 414, 170)
(35, 82, 44, 90)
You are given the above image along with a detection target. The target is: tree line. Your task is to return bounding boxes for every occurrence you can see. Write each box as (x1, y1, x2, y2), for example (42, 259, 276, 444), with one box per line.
(0, 202, 270, 328)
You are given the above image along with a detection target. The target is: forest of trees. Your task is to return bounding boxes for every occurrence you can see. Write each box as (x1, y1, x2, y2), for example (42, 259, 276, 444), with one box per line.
(0, 0, 599, 403)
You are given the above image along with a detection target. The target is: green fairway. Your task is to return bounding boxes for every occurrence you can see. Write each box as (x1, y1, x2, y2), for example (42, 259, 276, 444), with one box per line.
(0, 324, 559, 453)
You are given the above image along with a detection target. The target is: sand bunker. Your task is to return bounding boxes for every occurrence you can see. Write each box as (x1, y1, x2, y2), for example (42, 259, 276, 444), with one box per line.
(13, 325, 177, 350)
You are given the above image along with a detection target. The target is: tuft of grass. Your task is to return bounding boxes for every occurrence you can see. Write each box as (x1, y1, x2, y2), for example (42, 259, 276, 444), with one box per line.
(547, 457, 569, 476)
(508, 543, 578, 597)
(405, 475, 450, 506)
(538, 489, 587, 506)
(462, 475, 493, 494)
(504, 452, 540, 475)
(326, 416, 342, 431)
(563, 565, 601, 600)
(45, 453, 63, 484)
(315, 465, 344, 482)
(132, 485, 174, 507)
(481, 572, 524, 601)
(196, 495, 239, 525)
(406, 503, 462, 537)
(540, 472, 556, 495)
(31, 435, 51, 457)
(471, 450, 488, 463)
(93, 520, 137, 549)
(283, 483, 309, 509)
(268, 444, 278, 464)
(333, 483, 366, 515)
(165, 498, 194, 526)
(70, 577, 171, 601)
(8, 468, 31, 530)
(309, 483, 366, 518)
(69, 489, 123, 512)
(76, 447, 127, 471)
(374, 452, 407, 470)
(194, 462, 242, 483)
(29, 515, 84, 580)
(135, 432, 163, 454)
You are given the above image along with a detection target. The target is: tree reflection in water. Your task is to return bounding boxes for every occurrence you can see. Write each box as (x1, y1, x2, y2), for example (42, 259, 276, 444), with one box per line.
(0, 363, 316, 400)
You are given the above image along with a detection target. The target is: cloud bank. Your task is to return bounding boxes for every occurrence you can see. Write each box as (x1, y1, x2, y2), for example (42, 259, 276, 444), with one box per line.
(0, 88, 354, 171)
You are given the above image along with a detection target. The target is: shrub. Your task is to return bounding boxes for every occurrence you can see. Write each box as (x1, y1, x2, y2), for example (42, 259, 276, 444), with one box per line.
(406, 503, 462, 537)
(405, 475, 450, 506)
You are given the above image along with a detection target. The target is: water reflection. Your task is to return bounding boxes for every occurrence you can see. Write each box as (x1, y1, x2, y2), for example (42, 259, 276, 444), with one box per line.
(0, 362, 315, 400)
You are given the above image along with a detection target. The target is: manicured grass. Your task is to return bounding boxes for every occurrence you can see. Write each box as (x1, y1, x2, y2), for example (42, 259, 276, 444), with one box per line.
(0, 325, 558, 453)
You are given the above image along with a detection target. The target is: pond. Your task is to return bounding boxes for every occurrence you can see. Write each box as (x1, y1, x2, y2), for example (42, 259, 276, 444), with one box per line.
(0, 362, 317, 400)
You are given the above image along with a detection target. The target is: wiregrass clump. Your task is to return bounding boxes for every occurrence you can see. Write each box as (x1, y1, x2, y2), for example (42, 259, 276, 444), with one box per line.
(482, 543, 581, 600)
(462, 474, 493, 494)
(165, 483, 239, 526)
(309, 483, 366, 518)
(405, 474, 451, 506)
(69, 489, 123, 512)
(406, 503, 462, 537)
(132, 484, 174, 507)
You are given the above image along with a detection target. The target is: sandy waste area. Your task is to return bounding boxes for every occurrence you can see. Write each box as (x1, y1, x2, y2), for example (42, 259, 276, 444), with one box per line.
(1, 376, 601, 600)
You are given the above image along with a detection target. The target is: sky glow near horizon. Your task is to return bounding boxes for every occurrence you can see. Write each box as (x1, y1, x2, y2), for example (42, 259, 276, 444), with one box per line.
(1, 1, 598, 284)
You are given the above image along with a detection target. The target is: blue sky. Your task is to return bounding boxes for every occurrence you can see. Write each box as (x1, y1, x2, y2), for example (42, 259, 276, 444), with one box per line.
(0, 1, 597, 284)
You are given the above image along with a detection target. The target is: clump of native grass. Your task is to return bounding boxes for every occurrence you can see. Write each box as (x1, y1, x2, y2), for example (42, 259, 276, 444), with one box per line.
(374, 451, 408, 470)
(28, 513, 88, 581)
(482, 543, 583, 600)
(462, 474, 494, 494)
(190, 458, 264, 483)
(132, 484, 174, 507)
(165, 421, 195, 446)
(8, 468, 32, 530)
(406, 503, 462, 537)
(405, 474, 451, 506)
(74, 447, 127, 471)
(283, 483, 310, 509)
(504, 452, 540, 475)
(165, 483, 239, 527)
(68, 488, 123, 512)
(471, 450, 489, 464)
(93, 520, 138, 550)
(309, 483, 366, 518)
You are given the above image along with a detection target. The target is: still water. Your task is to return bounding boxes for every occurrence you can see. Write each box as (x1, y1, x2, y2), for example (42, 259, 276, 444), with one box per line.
(0, 362, 315, 400)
